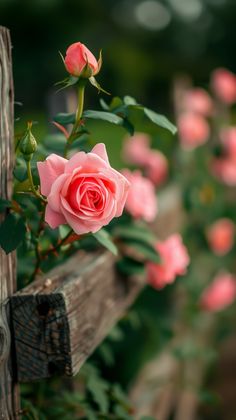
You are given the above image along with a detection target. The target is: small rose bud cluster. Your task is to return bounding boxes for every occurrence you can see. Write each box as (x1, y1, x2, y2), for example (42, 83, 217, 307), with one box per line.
(122, 132, 168, 187)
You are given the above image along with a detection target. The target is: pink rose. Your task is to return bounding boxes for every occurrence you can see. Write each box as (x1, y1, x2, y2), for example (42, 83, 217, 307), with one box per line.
(64, 42, 100, 78)
(146, 234, 190, 289)
(37, 143, 130, 234)
(144, 150, 168, 187)
(211, 157, 236, 186)
(122, 133, 151, 166)
(121, 169, 158, 222)
(220, 127, 236, 160)
(178, 113, 209, 150)
(207, 218, 235, 256)
(184, 88, 213, 116)
(211, 68, 236, 104)
(200, 272, 236, 312)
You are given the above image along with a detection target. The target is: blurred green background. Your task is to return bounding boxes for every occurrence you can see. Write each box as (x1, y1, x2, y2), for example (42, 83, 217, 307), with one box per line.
(1, 0, 236, 110)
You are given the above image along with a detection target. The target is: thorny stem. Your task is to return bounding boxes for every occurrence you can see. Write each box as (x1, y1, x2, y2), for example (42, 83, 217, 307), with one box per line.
(64, 79, 86, 158)
(26, 159, 47, 203)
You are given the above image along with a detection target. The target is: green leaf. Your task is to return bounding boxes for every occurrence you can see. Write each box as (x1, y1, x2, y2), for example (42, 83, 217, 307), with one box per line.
(0, 214, 26, 254)
(89, 76, 110, 95)
(93, 229, 118, 256)
(0, 198, 11, 213)
(144, 108, 177, 134)
(53, 112, 75, 125)
(109, 96, 124, 111)
(125, 240, 160, 263)
(83, 110, 124, 126)
(87, 375, 109, 414)
(13, 159, 28, 182)
(123, 95, 138, 106)
(55, 75, 79, 91)
(116, 257, 145, 276)
(123, 118, 135, 136)
(99, 98, 109, 110)
(113, 224, 156, 245)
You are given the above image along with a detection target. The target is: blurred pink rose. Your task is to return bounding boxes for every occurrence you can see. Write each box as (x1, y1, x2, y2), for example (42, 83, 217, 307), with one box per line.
(211, 68, 236, 104)
(122, 133, 151, 166)
(147, 234, 190, 289)
(64, 42, 100, 78)
(37, 143, 130, 234)
(178, 113, 209, 150)
(122, 169, 158, 222)
(144, 150, 168, 187)
(184, 88, 213, 116)
(211, 158, 236, 186)
(220, 127, 236, 160)
(207, 218, 235, 256)
(200, 272, 236, 312)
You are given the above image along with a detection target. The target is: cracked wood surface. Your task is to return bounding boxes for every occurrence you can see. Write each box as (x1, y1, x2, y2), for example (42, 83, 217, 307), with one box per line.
(11, 251, 145, 382)
(0, 26, 19, 420)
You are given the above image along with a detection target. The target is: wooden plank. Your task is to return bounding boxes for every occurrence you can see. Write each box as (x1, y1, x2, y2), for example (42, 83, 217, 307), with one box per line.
(0, 26, 20, 419)
(11, 180, 181, 383)
(11, 250, 144, 382)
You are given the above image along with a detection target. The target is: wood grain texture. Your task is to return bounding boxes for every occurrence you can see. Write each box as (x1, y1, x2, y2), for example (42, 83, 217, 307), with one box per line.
(11, 251, 144, 382)
(0, 26, 19, 419)
(11, 185, 182, 383)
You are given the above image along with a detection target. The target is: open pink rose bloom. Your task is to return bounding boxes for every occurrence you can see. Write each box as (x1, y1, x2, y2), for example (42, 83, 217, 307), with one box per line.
(211, 68, 236, 104)
(200, 273, 236, 312)
(178, 112, 209, 150)
(37, 143, 130, 234)
(146, 234, 190, 290)
(122, 169, 158, 222)
(207, 218, 235, 256)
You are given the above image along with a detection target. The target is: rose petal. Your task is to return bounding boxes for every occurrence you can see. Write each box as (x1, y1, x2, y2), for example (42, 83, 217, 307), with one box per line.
(45, 204, 66, 228)
(37, 154, 67, 197)
(91, 143, 110, 164)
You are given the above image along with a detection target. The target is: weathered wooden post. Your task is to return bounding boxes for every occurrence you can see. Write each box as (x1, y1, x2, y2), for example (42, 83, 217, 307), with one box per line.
(0, 26, 19, 419)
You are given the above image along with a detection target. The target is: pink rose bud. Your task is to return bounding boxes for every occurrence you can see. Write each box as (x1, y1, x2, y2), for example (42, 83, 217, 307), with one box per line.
(184, 88, 213, 116)
(122, 133, 151, 166)
(200, 272, 236, 312)
(144, 150, 168, 187)
(64, 42, 100, 78)
(220, 127, 236, 160)
(178, 113, 209, 150)
(37, 143, 130, 234)
(211, 157, 236, 186)
(121, 169, 158, 222)
(211, 68, 236, 104)
(146, 234, 190, 290)
(207, 218, 235, 256)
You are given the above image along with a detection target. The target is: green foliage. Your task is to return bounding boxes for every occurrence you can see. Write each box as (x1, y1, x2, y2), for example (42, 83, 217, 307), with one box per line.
(93, 229, 118, 256)
(100, 95, 177, 135)
(0, 213, 26, 254)
(0, 198, 11, 213)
